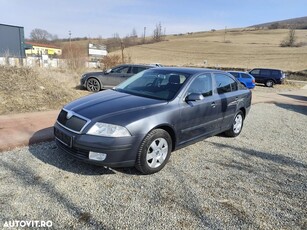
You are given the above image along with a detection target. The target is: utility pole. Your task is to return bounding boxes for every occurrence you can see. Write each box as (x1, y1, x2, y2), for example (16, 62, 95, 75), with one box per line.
(143, 27, 146, 43)
(223, 26, 227, 43)
(120, 40, 124, 63)
(69, 30, 72, 47)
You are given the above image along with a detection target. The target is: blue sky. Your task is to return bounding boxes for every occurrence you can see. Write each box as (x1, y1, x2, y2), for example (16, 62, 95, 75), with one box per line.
(0, 0, 306, 39)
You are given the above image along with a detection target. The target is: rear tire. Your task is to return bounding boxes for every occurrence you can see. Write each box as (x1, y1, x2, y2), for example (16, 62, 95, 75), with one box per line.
(86, 78, 101, 92)
(225, 111, 244, 137)
(265, 80, 274, 87)
(136, 129, 172, 174)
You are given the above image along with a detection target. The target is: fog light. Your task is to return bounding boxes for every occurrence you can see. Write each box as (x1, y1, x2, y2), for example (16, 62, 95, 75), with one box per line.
(89, 151, 107, 161)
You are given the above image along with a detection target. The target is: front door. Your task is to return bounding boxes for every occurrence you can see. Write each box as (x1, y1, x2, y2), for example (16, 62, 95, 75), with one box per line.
(178, 73, 222, 144)
(105, 66, 132, 87)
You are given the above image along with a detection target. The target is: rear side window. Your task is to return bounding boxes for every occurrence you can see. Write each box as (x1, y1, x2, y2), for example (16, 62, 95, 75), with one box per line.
(229, 72, 240, 78)
(271, 70, 280, 77)
(215, 74, 237, 94)
(242, 73, 251, 79)
(260, 69, 270, 76)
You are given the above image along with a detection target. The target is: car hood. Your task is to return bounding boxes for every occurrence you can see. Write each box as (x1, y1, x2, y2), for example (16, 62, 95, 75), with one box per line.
(64, 89, 167, 121)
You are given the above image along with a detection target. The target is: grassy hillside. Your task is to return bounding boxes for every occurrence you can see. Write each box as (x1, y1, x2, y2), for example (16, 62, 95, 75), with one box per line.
(0, 66, 90, 115)
(110, 29, 307, 72)
(252, 16, 307, 29)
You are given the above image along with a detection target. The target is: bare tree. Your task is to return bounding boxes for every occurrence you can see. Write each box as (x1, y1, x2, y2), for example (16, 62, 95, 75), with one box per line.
(131, 28, 138, 38)
(280, 27, 297, 47)
(30, 28, 52, 43)
(153, 22, 163, 41)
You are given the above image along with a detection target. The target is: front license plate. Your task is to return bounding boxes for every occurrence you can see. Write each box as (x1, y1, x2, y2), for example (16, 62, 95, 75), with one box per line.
(54, 127, 72, 147)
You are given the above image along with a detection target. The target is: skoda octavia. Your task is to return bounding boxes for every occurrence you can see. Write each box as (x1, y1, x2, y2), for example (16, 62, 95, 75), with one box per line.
(54, 67, 251, 174)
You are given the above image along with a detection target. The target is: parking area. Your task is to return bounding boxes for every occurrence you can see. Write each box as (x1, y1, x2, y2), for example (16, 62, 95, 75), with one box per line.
(0, 102, 306, 229)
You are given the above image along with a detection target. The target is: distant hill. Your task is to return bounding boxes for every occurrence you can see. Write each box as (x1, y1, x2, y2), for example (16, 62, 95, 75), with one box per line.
(251, 16, 307, 29)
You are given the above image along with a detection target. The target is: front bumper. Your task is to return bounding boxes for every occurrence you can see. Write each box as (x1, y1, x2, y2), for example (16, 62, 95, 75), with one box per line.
(54, 123, 142, 167)
(80, 78, 87, 88)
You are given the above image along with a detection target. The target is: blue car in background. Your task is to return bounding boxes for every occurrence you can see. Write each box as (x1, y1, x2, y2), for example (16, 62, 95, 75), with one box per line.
(228, 71, 256, 89)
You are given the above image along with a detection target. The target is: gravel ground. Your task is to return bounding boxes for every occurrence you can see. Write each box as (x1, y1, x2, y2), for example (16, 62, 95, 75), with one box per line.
(0, 103, 306, 229)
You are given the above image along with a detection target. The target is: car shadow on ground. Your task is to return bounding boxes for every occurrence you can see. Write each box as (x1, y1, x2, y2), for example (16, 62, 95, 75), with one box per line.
(274, 102, 307, 116)
(28, 127, 142, 175)
(278, 93, 307, 102)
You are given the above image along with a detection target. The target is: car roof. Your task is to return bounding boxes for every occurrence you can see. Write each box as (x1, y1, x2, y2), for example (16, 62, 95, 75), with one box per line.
(116, 64, 153, 68)
(228, 71, 247, 73)
(250, 68, 282, 71)
(151, 67, 226, 75)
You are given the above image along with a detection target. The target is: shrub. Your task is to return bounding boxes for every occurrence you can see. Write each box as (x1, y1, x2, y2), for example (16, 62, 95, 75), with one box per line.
(101, 54, 122, 70)
(280, 28, 297, 47)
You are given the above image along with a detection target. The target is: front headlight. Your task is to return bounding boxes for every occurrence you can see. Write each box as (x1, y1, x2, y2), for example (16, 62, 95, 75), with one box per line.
(81, 74, 87, 79)
(87, 122, 131, 137)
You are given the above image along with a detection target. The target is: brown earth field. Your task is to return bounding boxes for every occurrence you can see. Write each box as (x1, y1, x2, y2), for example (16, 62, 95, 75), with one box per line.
(111, 28, 307, 72)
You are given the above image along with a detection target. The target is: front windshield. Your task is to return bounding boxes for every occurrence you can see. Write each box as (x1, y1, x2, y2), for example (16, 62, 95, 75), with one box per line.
(114, 69, 190, 100)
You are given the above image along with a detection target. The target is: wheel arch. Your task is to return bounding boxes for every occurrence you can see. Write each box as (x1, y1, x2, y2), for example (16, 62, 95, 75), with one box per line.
(267, 78, 276, 83)
(86, 76, 103, 89)
(239, 107, 246, 119)
(152, 124, 177, 151)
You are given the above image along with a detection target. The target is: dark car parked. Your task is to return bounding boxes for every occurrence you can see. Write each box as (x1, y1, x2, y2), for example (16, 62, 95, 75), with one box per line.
(55, 67, 252, 174)
(228, 71, 255, 89)
(249, 68, 286, 87)
(81, 64, 154, 92)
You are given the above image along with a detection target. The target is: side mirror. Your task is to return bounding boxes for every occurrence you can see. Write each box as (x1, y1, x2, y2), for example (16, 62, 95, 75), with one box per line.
(185, 93, 204, 102)
(104, 69, 112, 74)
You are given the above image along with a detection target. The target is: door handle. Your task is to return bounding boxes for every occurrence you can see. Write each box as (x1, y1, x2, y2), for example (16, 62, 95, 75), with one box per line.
(211, 102, 216, 108)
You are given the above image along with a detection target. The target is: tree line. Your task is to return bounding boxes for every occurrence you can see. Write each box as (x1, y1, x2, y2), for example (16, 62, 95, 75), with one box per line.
(27, 22, 166, 51)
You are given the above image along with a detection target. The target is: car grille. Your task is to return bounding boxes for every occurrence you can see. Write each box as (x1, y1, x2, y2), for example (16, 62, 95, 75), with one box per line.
(57, 109, 89, 133)
(56, 139, 89, 159)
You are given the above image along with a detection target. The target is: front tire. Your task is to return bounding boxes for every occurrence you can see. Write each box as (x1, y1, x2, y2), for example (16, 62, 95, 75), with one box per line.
(225, 111, 244, 137)
(86, 78, 101, 92)
(136, 129, 172, 174)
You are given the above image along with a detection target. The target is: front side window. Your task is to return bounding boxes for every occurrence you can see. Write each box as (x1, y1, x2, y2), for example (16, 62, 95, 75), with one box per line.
(215, 74, 237, 94)
(132, 67, 147, 74)
(187, 74, 212, 97)
(112, 66, 130, 74)
(251, 69, 260, 75)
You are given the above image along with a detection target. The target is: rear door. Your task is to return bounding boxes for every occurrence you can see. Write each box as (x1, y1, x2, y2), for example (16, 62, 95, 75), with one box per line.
(241, 73, 253, 88)
(259, 69, 271, 83)
(178, 73, 222, 143)
(213, 73, 241, 131)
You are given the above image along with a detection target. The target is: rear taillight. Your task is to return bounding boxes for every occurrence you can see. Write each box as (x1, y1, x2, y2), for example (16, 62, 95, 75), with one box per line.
(252, 79, 255, 83)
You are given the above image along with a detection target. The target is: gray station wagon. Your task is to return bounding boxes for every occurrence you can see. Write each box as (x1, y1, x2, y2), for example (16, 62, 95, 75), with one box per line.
(80, 64, 154, 92)
(55, 67, 252, 174)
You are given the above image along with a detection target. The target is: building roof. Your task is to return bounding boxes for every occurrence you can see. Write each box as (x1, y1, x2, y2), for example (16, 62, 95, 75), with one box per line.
(0, 23, 24, 29)
(25, 42, 61, 49)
